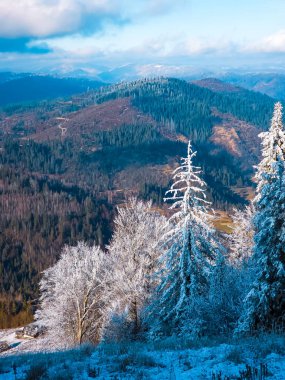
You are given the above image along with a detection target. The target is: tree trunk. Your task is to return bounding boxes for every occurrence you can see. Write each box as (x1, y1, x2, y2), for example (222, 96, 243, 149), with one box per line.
(131, 297, 140, 336)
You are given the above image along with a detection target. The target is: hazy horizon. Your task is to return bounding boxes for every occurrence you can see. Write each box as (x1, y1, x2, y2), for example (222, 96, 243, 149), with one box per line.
(1, 1, 285, 77)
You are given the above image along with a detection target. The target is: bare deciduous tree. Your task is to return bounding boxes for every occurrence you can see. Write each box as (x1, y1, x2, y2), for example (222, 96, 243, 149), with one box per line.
(107, 198, 166, 336)
(36, 242, 110, 346)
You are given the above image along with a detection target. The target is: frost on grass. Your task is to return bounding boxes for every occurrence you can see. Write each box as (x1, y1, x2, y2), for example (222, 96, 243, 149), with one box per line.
(0, 334, 284, 379)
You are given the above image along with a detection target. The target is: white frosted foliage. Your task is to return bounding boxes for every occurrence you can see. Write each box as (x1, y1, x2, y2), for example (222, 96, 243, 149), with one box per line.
(107, 198, 166, 334)
(236, 102, 285, 334)
(151, 141, 220, 335)
(228, 205, 254, 266)
(36, 242, 110, 346)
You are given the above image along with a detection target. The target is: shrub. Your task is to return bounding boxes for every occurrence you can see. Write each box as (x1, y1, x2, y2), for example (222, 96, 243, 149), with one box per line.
(87, 365, 101, 378)
(113, 352, 163, 373)
(225, 347, 244, 364)
(25, 363, 47, 380)
(50, 370, 73, 380)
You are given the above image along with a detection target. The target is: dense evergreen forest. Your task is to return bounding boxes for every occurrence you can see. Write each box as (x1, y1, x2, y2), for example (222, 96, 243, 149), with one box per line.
(0, 77, 276, 327)
(94, 78, 274, 141)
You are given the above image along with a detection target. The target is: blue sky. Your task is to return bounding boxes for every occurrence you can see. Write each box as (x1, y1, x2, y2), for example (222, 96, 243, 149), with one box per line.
(1, 0, 285, 75)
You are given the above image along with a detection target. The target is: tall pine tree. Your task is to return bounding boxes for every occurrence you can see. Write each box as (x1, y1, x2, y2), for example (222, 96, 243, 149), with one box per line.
(236, 102, 285, 334)
(150, 141, 220, 336)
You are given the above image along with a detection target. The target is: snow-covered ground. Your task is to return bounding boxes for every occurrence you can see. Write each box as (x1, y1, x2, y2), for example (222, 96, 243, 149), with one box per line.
(0, 328, 67, 356)
(0, 331, 284, 379)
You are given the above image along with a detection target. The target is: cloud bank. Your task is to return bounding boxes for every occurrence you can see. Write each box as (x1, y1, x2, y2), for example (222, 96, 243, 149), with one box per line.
(0, 1, 284, 73)
(0, 0, 185, 38)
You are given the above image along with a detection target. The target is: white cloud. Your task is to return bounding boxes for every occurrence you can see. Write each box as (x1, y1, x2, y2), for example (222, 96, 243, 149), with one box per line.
(0, 0, 77, 37)
(174, 37, 236, 56)
(0, 0, 129, 38)
(247, 30, 285, 53)
(142, 0, 187, 16)
(35, 29, 238, 62)
(0, 0, 186, 38)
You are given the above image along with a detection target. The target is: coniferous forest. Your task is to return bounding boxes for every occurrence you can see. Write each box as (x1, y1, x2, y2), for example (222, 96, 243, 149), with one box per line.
(0, 76, 284, 379)
(0, 78, 278, 326)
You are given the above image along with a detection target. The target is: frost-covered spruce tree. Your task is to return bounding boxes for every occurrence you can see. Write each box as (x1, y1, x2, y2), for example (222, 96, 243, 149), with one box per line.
(36, 242, 110, 346)
(205, 253, 246, 334)
(236, 102, 285, 334)
(227, 205, 254, 266)
(150, 141, 220, 336)
(107, 198, 165, 338)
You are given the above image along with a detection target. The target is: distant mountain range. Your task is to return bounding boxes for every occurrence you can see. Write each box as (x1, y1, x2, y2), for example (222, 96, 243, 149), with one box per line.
(219, 73, 285, 100)
(1, 68, 285, 105)
(0, 74, 105, 107)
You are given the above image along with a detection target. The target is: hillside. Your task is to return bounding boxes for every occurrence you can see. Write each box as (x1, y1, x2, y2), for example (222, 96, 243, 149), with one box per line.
(0, 75, 105, 107)
(221, 73, 285, 100)
(0, 77, 276, 327)
(192, 78, 243, 93)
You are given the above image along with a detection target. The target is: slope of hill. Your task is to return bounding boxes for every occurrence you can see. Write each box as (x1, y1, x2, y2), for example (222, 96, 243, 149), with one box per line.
(0, 72, 31, 84)
(0, 77, 276, 327)
(0, 75, 105, 107)
(192, 78, 242, 93)
(221, 73, 285, 100)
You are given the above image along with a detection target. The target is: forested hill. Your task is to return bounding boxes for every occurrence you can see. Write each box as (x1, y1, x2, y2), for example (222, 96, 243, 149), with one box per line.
(0, 75, 105, 107)
(94, 77, 273, 133)
(0, 77, 275, 327)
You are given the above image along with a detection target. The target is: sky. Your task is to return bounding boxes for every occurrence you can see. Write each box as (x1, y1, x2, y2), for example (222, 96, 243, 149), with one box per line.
(1, 0, 285, 75)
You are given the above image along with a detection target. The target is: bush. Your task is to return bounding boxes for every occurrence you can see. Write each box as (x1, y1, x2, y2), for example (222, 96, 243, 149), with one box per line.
(78, 343, 95, 358)
(50, 369, 73, 380)
(254, 334, 285, 358)
(0, 362, 9, 375)
(87, 365, 101, 378)
(113, 352, 164, 374)
(225, 347, 244, 364)
(25, 363, 47, 380)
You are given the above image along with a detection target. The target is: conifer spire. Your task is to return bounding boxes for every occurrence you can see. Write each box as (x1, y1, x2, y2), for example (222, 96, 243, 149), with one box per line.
(150, 141, 220, 336)
(236, 102, 285, 334)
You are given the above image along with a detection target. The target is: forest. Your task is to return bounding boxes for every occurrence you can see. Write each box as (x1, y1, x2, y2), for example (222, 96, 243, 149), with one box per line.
(0, 77, 277, 327)
(34, 101, 284, 349)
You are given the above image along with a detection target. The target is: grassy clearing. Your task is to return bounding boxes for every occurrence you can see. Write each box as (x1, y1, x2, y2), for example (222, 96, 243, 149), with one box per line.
(212, 210, 233, 234)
